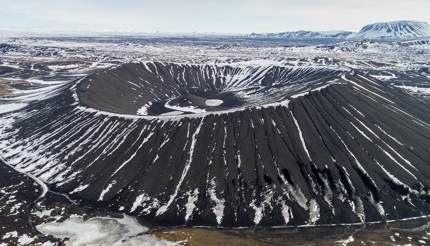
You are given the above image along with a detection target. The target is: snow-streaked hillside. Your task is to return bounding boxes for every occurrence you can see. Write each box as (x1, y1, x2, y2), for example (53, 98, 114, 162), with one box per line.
(249, 21, 430, 41)
(351, 21, 430, 40)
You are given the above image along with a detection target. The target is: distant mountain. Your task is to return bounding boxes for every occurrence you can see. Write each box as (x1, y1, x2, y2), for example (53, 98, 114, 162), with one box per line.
(351, 21, 430, 40)
(248, 21, 430, 40)
(248, 30, 353, 39)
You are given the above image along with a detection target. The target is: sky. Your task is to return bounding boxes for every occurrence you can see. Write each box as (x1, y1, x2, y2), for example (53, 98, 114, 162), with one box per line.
(1, 0, 430, 34)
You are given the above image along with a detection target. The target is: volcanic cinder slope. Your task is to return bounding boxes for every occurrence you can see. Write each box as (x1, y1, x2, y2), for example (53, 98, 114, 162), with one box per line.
(1, 62, 430, 227)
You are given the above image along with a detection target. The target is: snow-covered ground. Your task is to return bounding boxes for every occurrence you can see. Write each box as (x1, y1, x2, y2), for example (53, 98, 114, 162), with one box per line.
(395, 85, 430, 95)
(37, 214, 177, 246)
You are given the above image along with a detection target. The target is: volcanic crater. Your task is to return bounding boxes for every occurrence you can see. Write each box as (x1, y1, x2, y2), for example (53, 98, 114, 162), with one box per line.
(1, 61, 430, 228)
(77, 62, 340, 117)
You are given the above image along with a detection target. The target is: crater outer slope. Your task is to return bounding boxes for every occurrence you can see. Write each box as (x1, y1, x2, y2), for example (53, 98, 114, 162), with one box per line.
(1, 62, 430, 227)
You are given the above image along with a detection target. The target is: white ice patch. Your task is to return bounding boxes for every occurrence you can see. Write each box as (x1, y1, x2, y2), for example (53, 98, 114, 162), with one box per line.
(205, 99, 223, 107)
(0, 103, 27, 114)
(208, 179, 225, 225)
(37, 215, 177, 246)
(33, 208, 54, 218)
(98, 181, 116, 201)
(17, 234, 34, 245)
(130, 192, 160, 215)
(308, 199, 320, 225)
(131, 193, 150, 213)
(24, 78, 68, 85)
(47, 64, 81, 71)
(281, 202, 292, 225)
(184, 188, 199, 222)
(368, 193, 386, 218)
(249, 190, 274, 225)
(250, 199, 264, 225)
(164, 100, 206, 114)
(2, 231, 18, 239)
(137, 103, 152, 116)
(394, 85, 430, 95)
(370, 72, 397, 81)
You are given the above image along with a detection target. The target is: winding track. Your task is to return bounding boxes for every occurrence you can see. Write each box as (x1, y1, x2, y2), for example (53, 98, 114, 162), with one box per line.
(1, 62, 430, 227)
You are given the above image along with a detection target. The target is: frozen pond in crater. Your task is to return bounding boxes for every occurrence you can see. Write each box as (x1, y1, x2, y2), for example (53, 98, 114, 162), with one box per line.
(205, 99, 223, 107)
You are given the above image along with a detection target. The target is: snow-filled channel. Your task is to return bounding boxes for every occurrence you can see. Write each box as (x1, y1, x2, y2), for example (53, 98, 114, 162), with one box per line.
(0, 103, 28, 114)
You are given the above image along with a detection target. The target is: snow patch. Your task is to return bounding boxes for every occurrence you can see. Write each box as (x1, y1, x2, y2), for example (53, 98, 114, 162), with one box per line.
(0, 103, 27, 114)
(205, 99, 223, 107)
(184, 188, 199, 222)
(37, 214, 177, 246)
(208, 179, 225, 225)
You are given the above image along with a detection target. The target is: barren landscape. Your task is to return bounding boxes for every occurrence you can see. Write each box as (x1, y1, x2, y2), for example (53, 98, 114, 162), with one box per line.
(1, 20, 430, 245)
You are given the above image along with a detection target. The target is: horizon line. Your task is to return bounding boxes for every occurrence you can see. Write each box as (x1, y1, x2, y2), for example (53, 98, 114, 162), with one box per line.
(0, 19, 428, 37)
